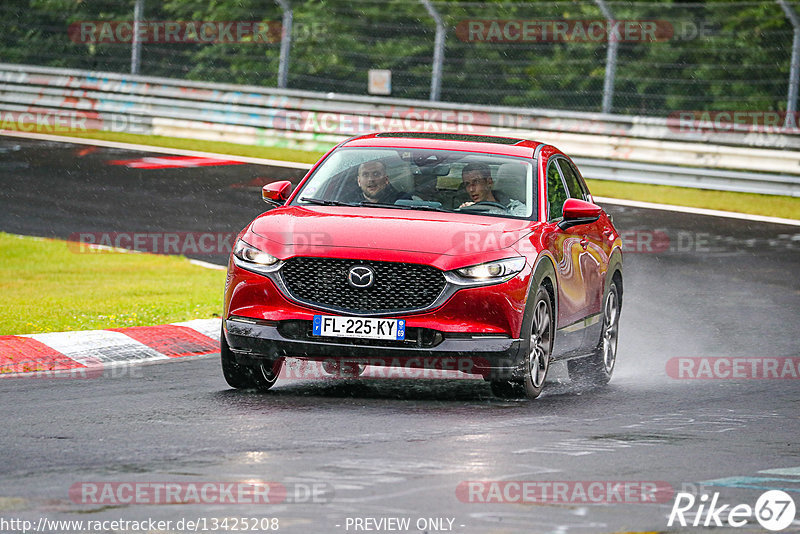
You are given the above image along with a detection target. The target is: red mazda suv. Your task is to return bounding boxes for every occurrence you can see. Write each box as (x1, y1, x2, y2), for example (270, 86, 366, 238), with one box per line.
(221, 132, 623, 399)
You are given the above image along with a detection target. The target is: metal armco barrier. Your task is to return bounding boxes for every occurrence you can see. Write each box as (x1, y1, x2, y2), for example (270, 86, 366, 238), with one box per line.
(1, 63, 799, 197)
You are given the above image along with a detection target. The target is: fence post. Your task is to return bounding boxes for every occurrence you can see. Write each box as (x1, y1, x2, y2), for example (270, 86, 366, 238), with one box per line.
(778, 0, 800, 128)
(420, 0, 445, 101)
(594, 0, 617, 114)
(275, 0, 293, 89)
(131, 0, 144, 75)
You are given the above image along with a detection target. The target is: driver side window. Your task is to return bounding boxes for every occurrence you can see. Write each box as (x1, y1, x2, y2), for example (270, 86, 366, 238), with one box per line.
(547, 160, 568, 221)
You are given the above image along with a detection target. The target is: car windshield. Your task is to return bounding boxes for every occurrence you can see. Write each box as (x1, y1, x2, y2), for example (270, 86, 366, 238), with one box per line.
(291, 147, 536, 219)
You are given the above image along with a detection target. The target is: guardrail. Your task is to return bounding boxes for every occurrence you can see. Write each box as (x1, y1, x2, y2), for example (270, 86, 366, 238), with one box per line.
(1, 63, 799, 196)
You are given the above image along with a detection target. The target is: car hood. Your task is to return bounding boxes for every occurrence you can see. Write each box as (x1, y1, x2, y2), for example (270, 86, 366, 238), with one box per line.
(249, 205, 535, 257)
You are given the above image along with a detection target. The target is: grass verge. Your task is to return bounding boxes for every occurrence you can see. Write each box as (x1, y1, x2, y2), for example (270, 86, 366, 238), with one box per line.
(0, 233, 224, 335)
(37, 130, 800, 220)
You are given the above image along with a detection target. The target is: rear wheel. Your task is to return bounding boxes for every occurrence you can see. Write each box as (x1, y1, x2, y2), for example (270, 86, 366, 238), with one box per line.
(491, 286, 553, 399)
(568, 279, 620, 385)
(220, 327, 283, 391)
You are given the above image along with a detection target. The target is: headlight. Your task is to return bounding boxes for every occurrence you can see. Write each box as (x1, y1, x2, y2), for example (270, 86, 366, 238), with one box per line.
(232, 239, 281, 273)
(453, 257, 525, 283)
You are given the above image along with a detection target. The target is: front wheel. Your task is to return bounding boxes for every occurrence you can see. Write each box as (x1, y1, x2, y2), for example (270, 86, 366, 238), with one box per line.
(568, 279, 620, 386)
(220, 327, 283, 391)
(491, 286, 553, 399)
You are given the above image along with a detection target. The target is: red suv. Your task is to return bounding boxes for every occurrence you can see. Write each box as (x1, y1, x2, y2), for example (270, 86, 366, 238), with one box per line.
(221, 132, 623, 399)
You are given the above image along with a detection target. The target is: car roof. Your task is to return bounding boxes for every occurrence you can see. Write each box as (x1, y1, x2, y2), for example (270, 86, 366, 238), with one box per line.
(340, 132, 542, 158)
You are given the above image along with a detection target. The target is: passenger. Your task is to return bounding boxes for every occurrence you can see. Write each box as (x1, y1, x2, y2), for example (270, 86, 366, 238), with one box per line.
(459, 163, 525, 215)
(459, 162, 499, 206)
(356, 161, 411, 204)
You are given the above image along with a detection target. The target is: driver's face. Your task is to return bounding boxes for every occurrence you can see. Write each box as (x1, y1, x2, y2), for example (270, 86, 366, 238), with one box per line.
(357, 161, 389, 201)
(462, 170, 494, 203)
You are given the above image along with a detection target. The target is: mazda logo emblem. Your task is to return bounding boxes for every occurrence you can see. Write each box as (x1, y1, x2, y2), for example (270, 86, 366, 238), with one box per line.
(347, 265, 375, 288)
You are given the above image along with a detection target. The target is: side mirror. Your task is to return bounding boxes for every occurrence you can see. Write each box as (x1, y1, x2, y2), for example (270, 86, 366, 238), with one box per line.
(558, 198, 602, 230)
(262, 180, 293, 206)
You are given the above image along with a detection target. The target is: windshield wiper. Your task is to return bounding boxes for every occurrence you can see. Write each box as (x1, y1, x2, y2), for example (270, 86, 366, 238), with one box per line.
(357, 201, 451, 213)
(302, 197, 450, 212)
(300, 197, 355, 206)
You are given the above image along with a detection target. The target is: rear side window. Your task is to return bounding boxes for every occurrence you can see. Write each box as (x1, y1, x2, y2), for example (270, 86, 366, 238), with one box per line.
(546, 160, 568, 221)
(557, 158, 589, 201)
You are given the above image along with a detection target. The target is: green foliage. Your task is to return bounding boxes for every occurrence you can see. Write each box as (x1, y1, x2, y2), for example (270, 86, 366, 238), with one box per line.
(0, 0, 796, 114)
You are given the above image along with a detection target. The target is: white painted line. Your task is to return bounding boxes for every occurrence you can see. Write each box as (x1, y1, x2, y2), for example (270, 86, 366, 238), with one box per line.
(759, 467, 800, 476)
(172, 319, 221, 341)
(188, 259, 227, 270)
(24, 330, 167, 365)
(594, 196, 800, 226)
(0, 130, 314, 170)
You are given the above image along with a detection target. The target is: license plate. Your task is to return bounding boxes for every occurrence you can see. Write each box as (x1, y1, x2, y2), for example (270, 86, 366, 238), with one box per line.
(312, 315, 405, 340)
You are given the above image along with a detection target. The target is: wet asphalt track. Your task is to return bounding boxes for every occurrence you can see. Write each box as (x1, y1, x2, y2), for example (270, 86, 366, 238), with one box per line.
(0, 136, 799, 533)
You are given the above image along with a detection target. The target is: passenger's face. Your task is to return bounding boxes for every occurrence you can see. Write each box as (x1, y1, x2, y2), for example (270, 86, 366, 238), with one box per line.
(358, 162, 389, 201)
(462, 170, 494, 203)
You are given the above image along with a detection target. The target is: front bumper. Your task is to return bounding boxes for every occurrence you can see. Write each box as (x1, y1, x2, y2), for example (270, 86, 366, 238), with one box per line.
(225, 318, 527, 375)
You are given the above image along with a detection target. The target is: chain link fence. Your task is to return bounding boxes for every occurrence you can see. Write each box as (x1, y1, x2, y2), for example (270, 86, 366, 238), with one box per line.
(2, 0, 799, 117)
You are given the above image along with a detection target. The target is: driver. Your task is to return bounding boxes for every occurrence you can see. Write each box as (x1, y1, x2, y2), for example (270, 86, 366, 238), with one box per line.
(356, 160, 411, 204)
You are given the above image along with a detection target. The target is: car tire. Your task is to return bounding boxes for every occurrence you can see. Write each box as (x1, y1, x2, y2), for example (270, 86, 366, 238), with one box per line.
(220, 327, 282, 391)
(491, 286, 553, 399)
(568, 279, 620, 386)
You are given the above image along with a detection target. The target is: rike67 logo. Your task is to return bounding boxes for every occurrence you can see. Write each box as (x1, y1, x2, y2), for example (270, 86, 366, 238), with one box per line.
(669, 490, 796, 531)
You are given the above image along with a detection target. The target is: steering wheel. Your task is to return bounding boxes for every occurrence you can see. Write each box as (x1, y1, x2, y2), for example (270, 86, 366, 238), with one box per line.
(461, 201, 508, 211)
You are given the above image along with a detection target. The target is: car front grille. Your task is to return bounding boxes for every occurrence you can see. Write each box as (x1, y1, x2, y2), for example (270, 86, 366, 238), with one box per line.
(280, 257, 446, 313)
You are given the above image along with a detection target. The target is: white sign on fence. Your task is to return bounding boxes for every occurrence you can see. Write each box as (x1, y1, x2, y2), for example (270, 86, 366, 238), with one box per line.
(368, 69, 391, 95)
